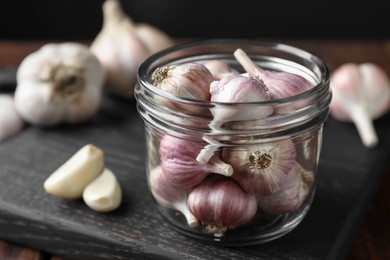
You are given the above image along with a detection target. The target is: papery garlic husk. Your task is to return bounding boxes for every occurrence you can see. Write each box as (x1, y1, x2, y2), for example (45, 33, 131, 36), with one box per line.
(160, 134, 233, 188)
(188, 175, 257, 237)
(234, 48, 313, 113)
(0, 94, 25, 142)
(149, 166, 199, 227)
(90, 0, 152, 98)
(256, 163, 313, 214)
(15, 42, 105, 126)
(222, 139, 296, 195)
(202, 59, 238, 80)
(329, 63, 390, 148)
(151, 62, 214, 113)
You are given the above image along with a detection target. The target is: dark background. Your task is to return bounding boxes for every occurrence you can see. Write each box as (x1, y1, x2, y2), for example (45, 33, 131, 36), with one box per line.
(0, 0, 389, 41)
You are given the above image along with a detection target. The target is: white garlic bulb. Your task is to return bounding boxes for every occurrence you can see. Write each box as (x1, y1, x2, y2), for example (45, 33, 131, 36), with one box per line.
(14, 42, 105, 126)
(90, 0, 174, 98)
(0, 94, 25, 142)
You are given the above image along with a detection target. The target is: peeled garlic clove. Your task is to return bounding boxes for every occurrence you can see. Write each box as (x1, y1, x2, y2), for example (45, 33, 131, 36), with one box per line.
(233, 48, 313, 112)
(222, 139, 296, 195)
(160, 134, 233, 188)
(90, 0, 151, 98)
(44, 144, 104, 199)
(15, 42, 105, 126)
(188, 175, 257, 236)
(149, 166, 198, 227)
(330, 63, 390, 148)
(0, 95, 25, 142)
(202, 59, 238, 80)
(83, 168, 122, 212)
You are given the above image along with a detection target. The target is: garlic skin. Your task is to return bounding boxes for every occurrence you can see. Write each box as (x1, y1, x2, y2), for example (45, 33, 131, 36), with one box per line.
(43, 144, 104, 199)
(188, 175, 257, 236)
(160, 134, 233, 188)
(330, 63, 390, 148)
(83, 168, 122, 212)
(234, 48, 313, 102)
(222, 139, 296, 195)
(152, 62, 213, 101)
(149, 166, 199, 228)
(256, 163, 313, 214)
(90, 0, 174, 98)
(0, 95, 25, 142)
(202, 60, 238, 80)
(15, 42, 105, 126)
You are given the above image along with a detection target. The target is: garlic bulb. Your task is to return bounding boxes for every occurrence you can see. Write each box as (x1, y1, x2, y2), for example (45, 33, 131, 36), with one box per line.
(90, 0, 174, 98)
(188, 175, 257, 237)
(149, 166, 199, 227)
(330, 62, 390, 148)
(202, 60, 238, 80)
(222, 139, 296, 195)
(0, 94, 25, 142)
(256, 163, 313, 214)
(159, 134, 233, 188)
(14, 42, 105, 126)
(152, 62, 213, 99)
(234, 48, 313, 101)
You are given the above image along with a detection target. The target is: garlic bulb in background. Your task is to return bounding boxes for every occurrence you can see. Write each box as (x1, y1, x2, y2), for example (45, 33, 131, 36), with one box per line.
(0, 94, 25, 142)
(90, 0, 174, 98)
(329, 62, 390, 148)
(14, 42, 105, 126)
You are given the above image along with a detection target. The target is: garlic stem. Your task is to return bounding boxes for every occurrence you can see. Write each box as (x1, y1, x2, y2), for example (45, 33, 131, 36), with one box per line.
(174, 201, 199, 228)
(349, 104, 379, 148)
(233, 48, 259, 75)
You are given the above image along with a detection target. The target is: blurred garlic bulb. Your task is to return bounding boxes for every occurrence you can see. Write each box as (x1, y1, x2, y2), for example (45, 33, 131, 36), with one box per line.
(90, 0, 174, 98)
(0, 94, 25, 142)
(149, 166, 199, 228)
(14, 42, 105, 126)
(222, 139, 296, 195)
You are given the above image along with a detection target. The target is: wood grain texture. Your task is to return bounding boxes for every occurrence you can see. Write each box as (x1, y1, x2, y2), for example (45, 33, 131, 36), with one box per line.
(1, 40, 390, 260)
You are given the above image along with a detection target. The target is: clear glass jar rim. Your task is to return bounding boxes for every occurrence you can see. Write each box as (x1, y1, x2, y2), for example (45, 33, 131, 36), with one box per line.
(137, 38, 330, 106)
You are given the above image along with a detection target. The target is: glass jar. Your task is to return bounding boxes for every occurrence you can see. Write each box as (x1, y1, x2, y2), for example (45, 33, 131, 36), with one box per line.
(134, 39, 331, 246)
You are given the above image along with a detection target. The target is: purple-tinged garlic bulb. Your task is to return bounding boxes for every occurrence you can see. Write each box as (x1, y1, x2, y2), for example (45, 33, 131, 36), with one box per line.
(233, 48, 313, 101)
(196, 74, 274, 164)
(151, 62, 214, 113)
(188, 175, 257, 237)
(160, 134, 233, 188)
(222, 139, 296, 195)
(149, 166, 198, 227)
(203, 60, 238, 80)
(256, 163, 299, 214)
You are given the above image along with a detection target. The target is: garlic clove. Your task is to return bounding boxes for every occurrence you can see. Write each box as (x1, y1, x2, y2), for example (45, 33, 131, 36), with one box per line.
(188, 175, 257, 236)
(149, 166, 199, 227)
(90, 0, 151, 98)
(329, 62, 390, 148)
(222, 139, 296, 195)
(43, 144, 104, 199)
(0, 94, 25, 142)
(160, 134, 233, 188)
(202, 59, 238, 80)
(15, 42, 105, 126)
(82, 168, 122, 212)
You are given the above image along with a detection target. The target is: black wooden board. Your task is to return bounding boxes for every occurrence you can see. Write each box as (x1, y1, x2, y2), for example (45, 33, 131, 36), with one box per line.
(1, 90, 390, 260)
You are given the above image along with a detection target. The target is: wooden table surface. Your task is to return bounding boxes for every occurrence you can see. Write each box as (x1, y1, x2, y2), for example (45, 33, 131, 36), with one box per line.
(0, 39, 390, 260)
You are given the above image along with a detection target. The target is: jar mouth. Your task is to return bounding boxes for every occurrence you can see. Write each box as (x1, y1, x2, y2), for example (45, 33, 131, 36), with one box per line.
(137, 38, 330, 107)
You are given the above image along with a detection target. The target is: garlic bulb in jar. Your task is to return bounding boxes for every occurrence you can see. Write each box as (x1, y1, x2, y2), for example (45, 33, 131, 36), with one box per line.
(14, 42, 105, 126)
